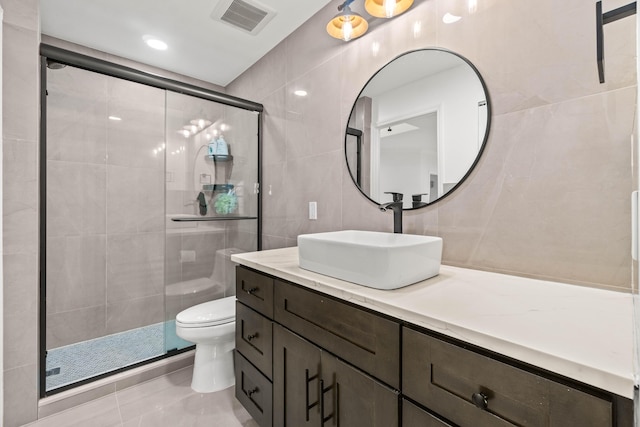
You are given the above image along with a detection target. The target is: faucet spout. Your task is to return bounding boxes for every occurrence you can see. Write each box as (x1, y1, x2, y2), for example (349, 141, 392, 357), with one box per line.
(379, 201, 403, 233)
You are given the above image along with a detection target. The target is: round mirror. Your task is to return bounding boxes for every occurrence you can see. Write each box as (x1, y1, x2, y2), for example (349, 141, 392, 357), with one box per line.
(345, 48, 491, 209)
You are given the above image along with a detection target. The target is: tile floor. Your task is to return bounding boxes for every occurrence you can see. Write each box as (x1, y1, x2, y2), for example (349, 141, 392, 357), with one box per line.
(23, 366, 258, 427)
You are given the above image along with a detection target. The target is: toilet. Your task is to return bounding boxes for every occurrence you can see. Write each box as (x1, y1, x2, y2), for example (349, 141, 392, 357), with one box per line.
(175, 296, 236, 393)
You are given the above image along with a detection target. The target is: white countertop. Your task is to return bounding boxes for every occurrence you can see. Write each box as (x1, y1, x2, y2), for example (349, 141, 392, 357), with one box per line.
(232, 247, 636, 399)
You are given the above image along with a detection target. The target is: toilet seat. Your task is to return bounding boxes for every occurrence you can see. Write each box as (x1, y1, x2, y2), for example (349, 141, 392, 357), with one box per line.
(176, 296, 235, 328)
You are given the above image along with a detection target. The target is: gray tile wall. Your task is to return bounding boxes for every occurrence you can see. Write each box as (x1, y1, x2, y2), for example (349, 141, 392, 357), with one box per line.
(2, 0, 40, 424)
(1, 17, 228, 427)
(227, 0, 637, 292)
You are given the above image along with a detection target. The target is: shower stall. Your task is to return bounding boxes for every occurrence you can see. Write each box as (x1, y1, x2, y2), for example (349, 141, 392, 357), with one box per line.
(39, 45, 262, 396)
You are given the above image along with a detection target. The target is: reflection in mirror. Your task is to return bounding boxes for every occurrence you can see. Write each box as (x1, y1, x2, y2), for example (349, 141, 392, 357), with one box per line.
(346, 48, 490, 209)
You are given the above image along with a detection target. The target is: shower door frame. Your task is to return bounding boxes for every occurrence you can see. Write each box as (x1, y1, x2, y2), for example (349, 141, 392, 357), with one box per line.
(38, 44, 263, 398)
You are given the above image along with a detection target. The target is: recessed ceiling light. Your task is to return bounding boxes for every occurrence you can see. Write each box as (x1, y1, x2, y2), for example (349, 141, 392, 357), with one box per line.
(143, 35, 168, 51)
(442, 13, 462, 24)
(294, 90, 308, 97)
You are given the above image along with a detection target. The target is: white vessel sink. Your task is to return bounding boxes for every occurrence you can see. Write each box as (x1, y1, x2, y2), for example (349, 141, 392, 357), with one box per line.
(298, 230, 443, 290)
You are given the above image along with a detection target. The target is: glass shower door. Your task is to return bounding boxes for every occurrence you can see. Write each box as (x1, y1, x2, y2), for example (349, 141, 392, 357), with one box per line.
(164, 91, 260, 353)
(44, 63, 167, 392)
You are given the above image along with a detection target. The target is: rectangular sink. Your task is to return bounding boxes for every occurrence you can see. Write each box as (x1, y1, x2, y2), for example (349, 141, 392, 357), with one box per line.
(298, 230, 442, 290)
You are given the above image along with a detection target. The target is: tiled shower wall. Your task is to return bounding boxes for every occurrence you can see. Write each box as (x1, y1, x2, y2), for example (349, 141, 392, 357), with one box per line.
(45, 66, 166, 349)
(227, 0, 637, 292)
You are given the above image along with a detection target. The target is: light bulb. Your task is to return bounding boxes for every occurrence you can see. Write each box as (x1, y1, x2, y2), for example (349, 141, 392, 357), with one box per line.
(342, 19, 353, 41)
(385, 0, 397, 17)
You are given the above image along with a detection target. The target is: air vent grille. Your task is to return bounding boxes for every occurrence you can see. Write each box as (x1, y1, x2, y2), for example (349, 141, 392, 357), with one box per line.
(211, 0, 276, 35)
(222, 0, 268, 32)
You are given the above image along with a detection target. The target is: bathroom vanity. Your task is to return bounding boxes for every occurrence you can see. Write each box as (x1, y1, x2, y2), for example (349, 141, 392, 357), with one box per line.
(232, 247, 634, 427)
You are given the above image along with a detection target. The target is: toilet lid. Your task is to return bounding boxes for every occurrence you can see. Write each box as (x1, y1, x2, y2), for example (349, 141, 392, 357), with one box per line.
(176, 296, 235, 327)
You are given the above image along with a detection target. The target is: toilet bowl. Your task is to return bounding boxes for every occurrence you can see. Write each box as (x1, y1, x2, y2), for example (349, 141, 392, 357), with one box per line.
(175, 296, 236, 393)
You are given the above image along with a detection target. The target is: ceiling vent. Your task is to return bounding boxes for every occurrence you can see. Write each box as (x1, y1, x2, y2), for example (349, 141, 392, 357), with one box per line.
(211, 0, 276, 35)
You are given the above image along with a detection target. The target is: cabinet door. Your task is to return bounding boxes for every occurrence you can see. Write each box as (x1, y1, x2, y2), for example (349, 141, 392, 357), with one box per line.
(321, 352, 399, 427)
(275, 280, 400, 389)
(274, 325, 322, 427)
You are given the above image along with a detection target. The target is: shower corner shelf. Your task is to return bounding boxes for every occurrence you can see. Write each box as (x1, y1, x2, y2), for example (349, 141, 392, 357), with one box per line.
(171, 215, 258, 222)
(206, 154, 233, 162)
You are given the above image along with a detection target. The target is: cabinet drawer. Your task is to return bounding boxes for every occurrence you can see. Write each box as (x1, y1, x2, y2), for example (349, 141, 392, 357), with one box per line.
(274, 280, 400, 389)
(236, 266, 274, 318)
(403, 327, 613, 427)
(236, 302, 273, 379)
(235, 351, 273, 427)
(403, 400, 453, 427)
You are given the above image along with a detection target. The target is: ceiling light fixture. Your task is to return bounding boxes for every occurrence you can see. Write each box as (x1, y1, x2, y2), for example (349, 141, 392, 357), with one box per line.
(327, 0, 414, 41)
(326, 0, 369, 41)
(143, 35, 168, 51)
(364, 0, 414, 18)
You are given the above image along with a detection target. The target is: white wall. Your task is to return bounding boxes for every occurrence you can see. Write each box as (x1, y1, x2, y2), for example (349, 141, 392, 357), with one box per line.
(378, 114, 437, 207)
(373, 63, 485, 184)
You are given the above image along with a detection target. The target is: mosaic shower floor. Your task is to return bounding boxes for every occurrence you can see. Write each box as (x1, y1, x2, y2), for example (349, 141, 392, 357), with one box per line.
(46, 320, 192, 391)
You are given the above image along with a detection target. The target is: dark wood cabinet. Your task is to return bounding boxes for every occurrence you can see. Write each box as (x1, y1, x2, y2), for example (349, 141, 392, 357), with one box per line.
(274, 277, 400, 389)
(235, 267, 275, 427)
(273, 325, 399, 427)
(273, 324, 322, 427)
(236, 302, 273, 379)
(402, 400, 453, 427)
(235, 351, 273, 427)
(403, 327, 621, 427)
(236, 265, 274, 317)
(235, 265, 633, 427)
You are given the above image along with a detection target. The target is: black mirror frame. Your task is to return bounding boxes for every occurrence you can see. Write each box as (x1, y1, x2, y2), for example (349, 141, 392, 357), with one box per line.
(344, 47, 492, 210)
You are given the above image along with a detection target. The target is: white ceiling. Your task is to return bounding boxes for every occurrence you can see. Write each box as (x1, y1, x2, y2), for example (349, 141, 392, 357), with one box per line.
(40, 0, 332, 87)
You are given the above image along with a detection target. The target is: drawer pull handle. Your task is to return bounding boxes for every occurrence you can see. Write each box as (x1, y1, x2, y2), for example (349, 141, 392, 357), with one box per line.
(245, 287, 258, 295)
(305, 369, 320, 422)
(247, 387, 259, 397)
(246, 333, 259, 341)
(471, 392, 488, 410)
(320, 379, 336, 426)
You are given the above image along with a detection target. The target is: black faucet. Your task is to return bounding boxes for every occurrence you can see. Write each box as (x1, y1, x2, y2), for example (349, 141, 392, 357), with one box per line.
(411, 193, 428, 209)
(380, 192, 404, 233)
